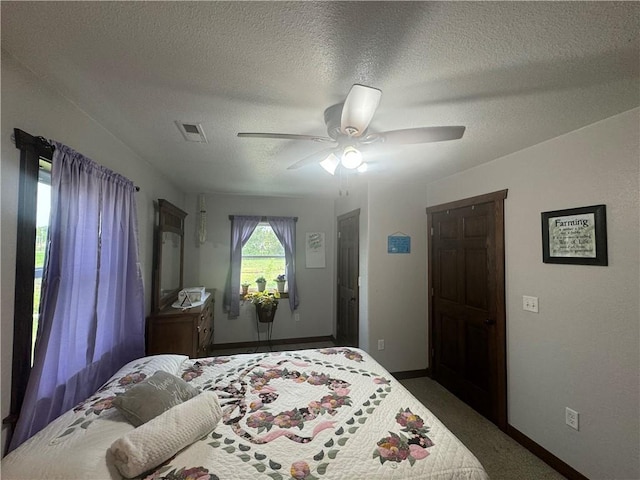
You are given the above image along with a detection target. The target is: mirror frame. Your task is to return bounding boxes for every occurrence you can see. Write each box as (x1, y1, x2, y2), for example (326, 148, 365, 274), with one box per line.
(152, 199, 187, 312)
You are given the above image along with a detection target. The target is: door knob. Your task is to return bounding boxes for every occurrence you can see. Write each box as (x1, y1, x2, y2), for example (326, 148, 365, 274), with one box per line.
(484, 318, 495, 325)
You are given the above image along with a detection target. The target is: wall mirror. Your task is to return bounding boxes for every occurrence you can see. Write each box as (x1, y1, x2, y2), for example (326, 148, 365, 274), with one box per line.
(152, 199, 187, 312)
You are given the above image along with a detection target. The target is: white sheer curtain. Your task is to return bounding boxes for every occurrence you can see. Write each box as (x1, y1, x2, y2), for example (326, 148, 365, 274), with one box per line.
(9, 142, 145, 450)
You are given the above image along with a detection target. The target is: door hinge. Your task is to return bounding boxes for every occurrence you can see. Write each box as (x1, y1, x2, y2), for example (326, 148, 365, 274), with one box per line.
(431, 287, 434, 296)
(431, 348, 435, 357)
(430, 227, 434, 236)
(338, 231, 341, 239)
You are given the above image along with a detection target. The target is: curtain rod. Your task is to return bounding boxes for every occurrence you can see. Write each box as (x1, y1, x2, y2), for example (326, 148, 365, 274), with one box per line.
(11, 130, 141, 192)
(229, 215, 298, 222)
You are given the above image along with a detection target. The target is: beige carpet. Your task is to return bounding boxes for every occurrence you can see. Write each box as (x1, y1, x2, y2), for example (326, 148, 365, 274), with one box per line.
(400, 376, 567, 480)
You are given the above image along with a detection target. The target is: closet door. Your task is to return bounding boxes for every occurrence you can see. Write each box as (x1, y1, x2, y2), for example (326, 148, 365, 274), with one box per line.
(428, 190, 507, 429)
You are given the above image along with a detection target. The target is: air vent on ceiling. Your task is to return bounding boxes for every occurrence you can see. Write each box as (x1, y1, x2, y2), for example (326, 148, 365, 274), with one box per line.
(175, 121, 208, 143)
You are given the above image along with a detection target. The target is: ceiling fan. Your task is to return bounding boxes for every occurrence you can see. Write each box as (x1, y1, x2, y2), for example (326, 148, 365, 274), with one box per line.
(237, 84, 465, 175)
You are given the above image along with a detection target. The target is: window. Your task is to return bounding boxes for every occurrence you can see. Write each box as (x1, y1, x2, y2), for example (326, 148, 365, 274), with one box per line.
(6, 130, 54, 434)
(224, 215, 298, 318)
(10, 135, 146, 450)
(241, 223, 286, 291)
(32, 162, 51, 364)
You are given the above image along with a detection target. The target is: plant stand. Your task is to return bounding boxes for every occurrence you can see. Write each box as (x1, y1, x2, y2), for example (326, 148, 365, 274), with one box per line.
(254, 304, 276, 351)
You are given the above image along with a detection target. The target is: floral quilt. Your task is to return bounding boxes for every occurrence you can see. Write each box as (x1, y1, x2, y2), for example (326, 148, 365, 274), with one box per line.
(2, 348, 488, 480)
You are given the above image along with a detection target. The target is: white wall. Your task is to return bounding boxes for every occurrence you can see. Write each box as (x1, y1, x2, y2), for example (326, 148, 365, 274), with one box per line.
(365, 179, 429, 372)
(335, 179, 430, 373)
(0, 51, 185, 454)
(426, 108, 640, 480)
(183, 193, 335, 345)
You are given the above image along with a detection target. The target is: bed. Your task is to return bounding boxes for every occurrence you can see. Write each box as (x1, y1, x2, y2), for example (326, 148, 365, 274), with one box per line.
(2, 347, 488, 480)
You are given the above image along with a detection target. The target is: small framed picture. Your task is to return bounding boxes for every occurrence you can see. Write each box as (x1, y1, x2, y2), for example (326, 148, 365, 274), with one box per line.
(387, 233, 411, 254)
(541, 204, 607, 266)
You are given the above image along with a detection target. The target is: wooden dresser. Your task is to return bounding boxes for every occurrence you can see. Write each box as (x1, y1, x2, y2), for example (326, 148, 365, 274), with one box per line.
(146, 289, 215, 358)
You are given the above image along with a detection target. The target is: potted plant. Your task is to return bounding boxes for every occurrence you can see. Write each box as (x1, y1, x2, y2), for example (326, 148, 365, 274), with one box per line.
(241, 282, 251, 295)
(244, 290, 280, 322)
(274, 274, 286, 293)
(255, 276, 267, 292)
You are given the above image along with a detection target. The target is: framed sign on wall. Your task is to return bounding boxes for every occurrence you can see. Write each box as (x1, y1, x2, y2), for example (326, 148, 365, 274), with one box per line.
(305, 232, 326, 268)
(541, 204, 608, 266)
(387, 232, 411, 254)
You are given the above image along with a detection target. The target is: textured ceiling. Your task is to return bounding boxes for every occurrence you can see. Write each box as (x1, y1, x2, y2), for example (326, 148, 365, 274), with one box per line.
(2, 1, 639, 197)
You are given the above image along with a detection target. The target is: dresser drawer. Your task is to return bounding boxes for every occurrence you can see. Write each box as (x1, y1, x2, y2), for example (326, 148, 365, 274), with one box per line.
(147, 289, 215, 358)
(197, 320, 211, 352)
(145, 316, 198, 357)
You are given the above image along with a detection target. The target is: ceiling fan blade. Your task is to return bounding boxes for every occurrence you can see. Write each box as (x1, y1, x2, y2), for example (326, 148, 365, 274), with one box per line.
(287, 147, 337, 170)
(340, 84, 382, 137)
(375, 126, 466, 144)
(237, 132, 334, 143)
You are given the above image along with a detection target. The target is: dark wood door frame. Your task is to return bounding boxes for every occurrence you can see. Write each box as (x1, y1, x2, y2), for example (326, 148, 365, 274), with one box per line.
(426, 189, 508, 431)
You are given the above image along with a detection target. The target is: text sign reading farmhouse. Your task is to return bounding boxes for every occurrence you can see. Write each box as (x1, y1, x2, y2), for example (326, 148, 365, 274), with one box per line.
(548, 213, 596, 258)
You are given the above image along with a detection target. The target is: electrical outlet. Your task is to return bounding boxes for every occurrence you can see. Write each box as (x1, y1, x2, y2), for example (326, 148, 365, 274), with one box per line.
(565, 407, 579, 430)
(294, 313, 300, 322)
(377, 339, 385, 350)
(523, 295, 539, 313)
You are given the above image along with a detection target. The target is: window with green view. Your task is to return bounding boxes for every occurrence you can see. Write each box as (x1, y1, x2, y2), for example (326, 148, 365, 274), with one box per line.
(241, 224, 285, 291)
(33, 163, 51, 364)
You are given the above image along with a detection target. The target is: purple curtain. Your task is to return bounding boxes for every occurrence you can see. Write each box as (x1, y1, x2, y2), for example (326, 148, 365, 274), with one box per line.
(9, 142, 145, 451)
(223, 216, 260, 318)
(268, 217, 299, 311)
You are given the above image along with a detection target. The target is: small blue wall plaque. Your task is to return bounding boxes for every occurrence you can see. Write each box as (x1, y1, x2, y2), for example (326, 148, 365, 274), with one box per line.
(387, 233, 411, 254)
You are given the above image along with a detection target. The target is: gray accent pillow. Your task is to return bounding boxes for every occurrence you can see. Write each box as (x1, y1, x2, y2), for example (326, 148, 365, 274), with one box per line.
(113, 370, 200, 427)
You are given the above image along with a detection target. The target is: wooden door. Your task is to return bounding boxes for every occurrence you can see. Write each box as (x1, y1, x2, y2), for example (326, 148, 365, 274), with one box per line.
(427, 190, 507, 429)
(336, 210, 359, 347)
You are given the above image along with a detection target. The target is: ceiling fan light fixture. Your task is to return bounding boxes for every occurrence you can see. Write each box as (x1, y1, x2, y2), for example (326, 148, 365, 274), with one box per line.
(320, 153, 339, 175)
(340, 84, 382, 137)
(356, 162, 368, 173)
(341, 146, 363, 169)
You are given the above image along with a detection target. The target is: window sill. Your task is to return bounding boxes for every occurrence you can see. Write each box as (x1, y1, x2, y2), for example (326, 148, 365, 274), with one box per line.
(241, 291, 288, 298)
